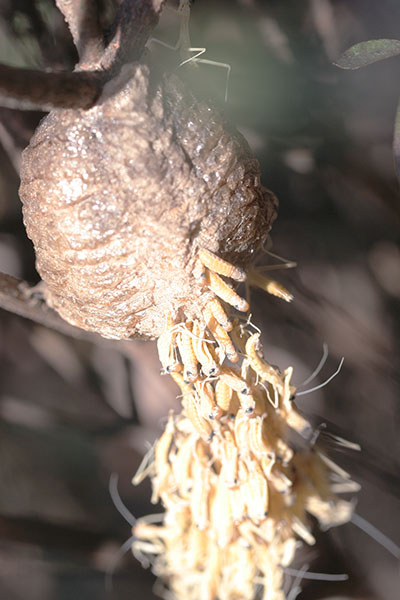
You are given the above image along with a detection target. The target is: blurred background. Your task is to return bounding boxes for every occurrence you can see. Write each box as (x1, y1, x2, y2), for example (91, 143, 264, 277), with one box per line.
(0, 0, 399, 598)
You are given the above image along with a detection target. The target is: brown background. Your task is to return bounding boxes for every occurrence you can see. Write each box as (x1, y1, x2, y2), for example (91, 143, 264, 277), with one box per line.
(0, 1, 399, 599)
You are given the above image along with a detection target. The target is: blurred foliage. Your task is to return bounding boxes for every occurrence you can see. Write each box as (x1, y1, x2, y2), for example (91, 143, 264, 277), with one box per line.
(335, 37, 400, 187)
(335, 39, 400, 69)
(0, 1, 399, 599)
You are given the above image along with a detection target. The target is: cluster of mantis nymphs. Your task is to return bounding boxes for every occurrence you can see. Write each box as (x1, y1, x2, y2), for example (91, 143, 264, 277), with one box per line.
(131, 249, 358, 600)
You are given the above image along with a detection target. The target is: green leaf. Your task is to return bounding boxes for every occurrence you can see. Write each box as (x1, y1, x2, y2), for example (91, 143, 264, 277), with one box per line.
(334, 39, 400, 70)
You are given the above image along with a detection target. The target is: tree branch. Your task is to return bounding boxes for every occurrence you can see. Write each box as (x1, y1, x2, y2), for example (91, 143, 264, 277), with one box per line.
(0, 64, 103, 111)
(100, 0, 167, 72)
(0, 273, 148, 353)
(55, 0, 105, 67)
(0, 272, 101, 341)
(0, 1, 167, 111)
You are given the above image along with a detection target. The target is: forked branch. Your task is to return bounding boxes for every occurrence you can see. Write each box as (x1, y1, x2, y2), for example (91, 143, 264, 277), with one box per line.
(100, 0, 167, 72)
(0, 0, 167, 111)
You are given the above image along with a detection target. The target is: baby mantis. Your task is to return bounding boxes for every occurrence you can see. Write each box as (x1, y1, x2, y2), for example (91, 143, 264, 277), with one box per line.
(149, 1, 231, 102)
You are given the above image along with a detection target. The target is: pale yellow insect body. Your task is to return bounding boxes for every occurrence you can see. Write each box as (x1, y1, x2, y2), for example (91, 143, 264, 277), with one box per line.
(183, 395, 214, 441)
(233, 409, 252, 459)
(281, 406, 312, 438)
(222, 542, 256, 600)
(198, 248, 247, 282)
(291, 516, 316, 545)
(245, 333, 285, 405)
(170, 371, 194, 402)
(274, 437, 294, 466)
(132, 530, 165, 562)
(192, 321, 220, 377)
(219, 367, 250, 395)
(132, 442, 156, 485)
(240, 358, 252, 385)
(200, 542, 222, 600)
(171, 434, 196, 499)
(162, 492, 190, 530)
(177, 322, 199, 383)
(207, 271, 249, 312)
(157, 314, 181, 374)
(267, 465, 293, 495)
(190, 457, 212, 530)
(238, 391, 256, 415)
(306, 495, 355, 529)
(203, 304, 238, 362)
(186, 524, 208, 569)
(228, 484, 247, 525)
(260, 454, 275, 480)
(248, 413, 271, 457)
(247, 269, 293, 303)
(215, 379, 233, 412)
(134, 521, 167, 543)
(281, 366, 296, 407)
(206, 298, 233, 331)
(195, 380, 222, 421)
(213, 323, 238, 363)
(221, 430, 239, 487)
(151, 410, 175, 502)
(210, 471, 234, 548)
(242, 459, 269, 522)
